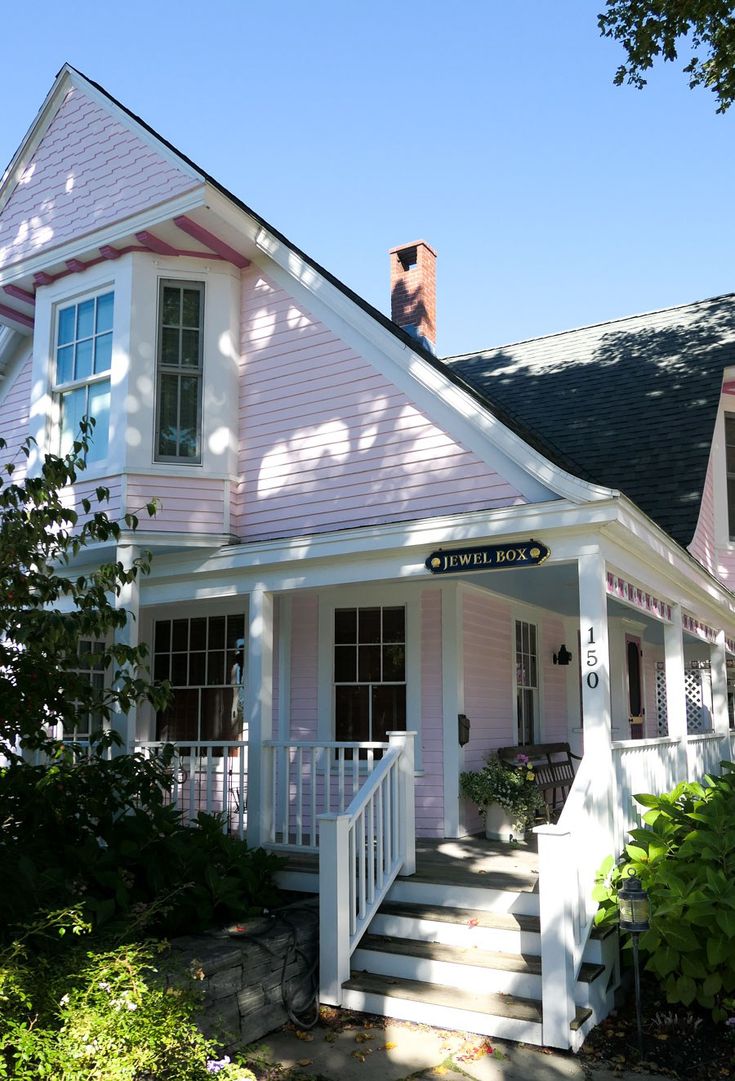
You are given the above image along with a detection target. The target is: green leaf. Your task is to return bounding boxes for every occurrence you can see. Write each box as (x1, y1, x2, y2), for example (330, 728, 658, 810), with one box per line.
(675, 974, 697, 1006)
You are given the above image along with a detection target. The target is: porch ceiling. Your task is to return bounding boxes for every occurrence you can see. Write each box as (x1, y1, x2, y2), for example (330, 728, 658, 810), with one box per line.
(460, 562, 580, 616)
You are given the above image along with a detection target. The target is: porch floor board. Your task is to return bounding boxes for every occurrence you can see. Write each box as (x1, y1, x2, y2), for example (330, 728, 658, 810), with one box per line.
(279, 835, 540, 893)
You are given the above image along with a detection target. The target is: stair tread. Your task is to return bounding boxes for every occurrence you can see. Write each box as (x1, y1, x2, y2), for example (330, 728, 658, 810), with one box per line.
(399, 866, 539, 892)
(344, 971, 593, 1032)
(378, 900, 541, 933)
(358, 933, 605, 984)
(344, 969, 543, 1023)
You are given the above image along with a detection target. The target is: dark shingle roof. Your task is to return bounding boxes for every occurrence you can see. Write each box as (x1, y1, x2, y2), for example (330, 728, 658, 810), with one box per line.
(446, 295, 735, 547)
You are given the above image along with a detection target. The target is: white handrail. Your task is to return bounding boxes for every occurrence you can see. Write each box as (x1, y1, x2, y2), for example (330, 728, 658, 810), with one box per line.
(319, 730, 416, 1005)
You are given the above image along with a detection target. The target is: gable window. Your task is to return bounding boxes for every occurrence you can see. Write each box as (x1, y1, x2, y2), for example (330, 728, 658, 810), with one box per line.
(334, 606, 406, 742)
(727, 415, 735, 539)
(515, 619, 539, 745)
(155, 280, 204, 463)
(153, 614, 244, 743)
(55, 291, 113, 463)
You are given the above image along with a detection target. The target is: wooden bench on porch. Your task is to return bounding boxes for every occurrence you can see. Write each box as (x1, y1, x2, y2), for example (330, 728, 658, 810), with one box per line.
(496, 742, 581, 820)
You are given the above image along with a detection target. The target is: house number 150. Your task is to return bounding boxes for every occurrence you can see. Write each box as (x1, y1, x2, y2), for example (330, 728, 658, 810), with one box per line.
(586, 627, 599, 689)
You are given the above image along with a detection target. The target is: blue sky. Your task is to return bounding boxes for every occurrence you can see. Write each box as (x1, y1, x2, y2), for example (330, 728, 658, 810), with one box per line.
(2, 2, 734, 356)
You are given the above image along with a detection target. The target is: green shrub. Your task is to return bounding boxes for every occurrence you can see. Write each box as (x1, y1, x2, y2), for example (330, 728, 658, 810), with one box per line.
(594, 762, 735, 1020)
(0, 911, 255, 1080)
(0, 751, 283, 940)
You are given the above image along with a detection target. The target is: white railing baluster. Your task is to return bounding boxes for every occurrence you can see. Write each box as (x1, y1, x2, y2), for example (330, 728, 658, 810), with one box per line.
(296, 747, 303, 847)
(310, 748, 317, 848)
(376, 784, 384, 892)
(338, 749, 345, 811)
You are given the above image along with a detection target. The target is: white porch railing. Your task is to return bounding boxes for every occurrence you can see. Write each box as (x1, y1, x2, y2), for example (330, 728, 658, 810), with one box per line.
(263, 739, 390, 851)
(319, 730, 416, 1005)
(686, 732, 727, 779)
(536, 751, 616, 1048)
(135, 741, 249, 838)
(612, 737, 680, 853)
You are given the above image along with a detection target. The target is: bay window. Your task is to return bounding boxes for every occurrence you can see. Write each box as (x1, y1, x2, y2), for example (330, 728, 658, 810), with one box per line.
(55, 291, 113, 463)
(155, 280, 204, 462)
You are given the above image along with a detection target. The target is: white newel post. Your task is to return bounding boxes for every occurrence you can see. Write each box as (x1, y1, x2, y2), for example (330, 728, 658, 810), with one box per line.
(113, 543, 140, 752)
(388, 730, 417, 876)
(246, 588, 274, 849)
(711, 631, 731, 761)
(319, 812, 351, 1005)
(536, 824, 576, 1049)
(664, 606, 688, 780)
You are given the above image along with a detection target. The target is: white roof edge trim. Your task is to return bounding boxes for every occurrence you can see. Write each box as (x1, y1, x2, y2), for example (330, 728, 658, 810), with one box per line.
(239, 212, 616, 507)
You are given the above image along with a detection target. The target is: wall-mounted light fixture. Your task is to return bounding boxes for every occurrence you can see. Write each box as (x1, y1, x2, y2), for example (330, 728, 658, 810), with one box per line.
(552, 644, 573, 666)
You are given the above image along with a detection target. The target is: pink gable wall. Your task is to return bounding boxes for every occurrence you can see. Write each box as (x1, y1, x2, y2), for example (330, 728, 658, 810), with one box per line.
(689, 452, 717, 577)
(0, 87, 198, 271)
(540, 616, 569, 742)
(234, 272, 526, 540)
(125, 475, 227, 535)
(0, 350, 32, 481)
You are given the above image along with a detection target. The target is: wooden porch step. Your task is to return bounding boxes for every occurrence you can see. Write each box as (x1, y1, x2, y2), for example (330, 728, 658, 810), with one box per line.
(378, 899, 540, 934)
(341, 970, 593, 1042)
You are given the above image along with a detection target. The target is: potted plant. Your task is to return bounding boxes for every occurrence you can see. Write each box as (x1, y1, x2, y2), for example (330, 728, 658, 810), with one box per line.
(460, 753, 544, 842)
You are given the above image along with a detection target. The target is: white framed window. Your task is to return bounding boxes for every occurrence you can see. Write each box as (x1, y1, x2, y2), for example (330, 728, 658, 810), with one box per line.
(515, 618, 539, 745)
(54, 291, 114, 463)
(153, 613, 245, 743)
(333, 605, 407, 742)
(155, 279, 204, 463)
(726, 414, 735, 540)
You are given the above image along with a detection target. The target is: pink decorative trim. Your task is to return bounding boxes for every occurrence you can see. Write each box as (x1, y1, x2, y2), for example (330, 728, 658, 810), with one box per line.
(605, 572, 672, 621)
(726, 635, 735, 655)
(682, 613, 718, 643)
(723, 380, 735, 396)
(99, 245, 122, 260)
(173, 215, 250, 268)
(3, 284, 35, 306)
(33, 272, 54, 286)
(135, 230, 180, 256)
(65, 258, 86, 273)
(0, 302, 34, 329)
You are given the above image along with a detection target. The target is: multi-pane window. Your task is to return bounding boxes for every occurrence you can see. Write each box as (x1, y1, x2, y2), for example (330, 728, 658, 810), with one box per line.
(515, 619, 538, 745)
(334, 606, 406, 742)
(55, 292, 114, 463)
(153, 614, 244, 742)
(156, 280, 204, 462)
(65, 639, 106, 742)
(727, 415, 735, 539)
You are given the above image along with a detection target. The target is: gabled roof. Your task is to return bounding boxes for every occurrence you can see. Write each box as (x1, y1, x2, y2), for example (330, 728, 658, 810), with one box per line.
(446, 294, 735, 548)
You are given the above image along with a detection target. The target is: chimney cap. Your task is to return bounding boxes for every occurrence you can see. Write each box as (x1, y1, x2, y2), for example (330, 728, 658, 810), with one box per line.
(388, 239, 438, 258)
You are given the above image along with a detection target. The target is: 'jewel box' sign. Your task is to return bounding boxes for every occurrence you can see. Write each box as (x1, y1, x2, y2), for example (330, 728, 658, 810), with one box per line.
(425, 541, 550, 575)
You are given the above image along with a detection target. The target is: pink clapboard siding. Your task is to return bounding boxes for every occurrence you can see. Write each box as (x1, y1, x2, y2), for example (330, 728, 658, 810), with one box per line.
(460, 589, 514, 836)
(234, 273, 526, 540)
(62, 474, 123, 527)
(125, 475, 226, 534)
(688, 453, 717, 577)
(415, 588, 444, 837)
(0, 350, 32, 481)
(0, 86, 198, 271)
(540, 616, 569, 742)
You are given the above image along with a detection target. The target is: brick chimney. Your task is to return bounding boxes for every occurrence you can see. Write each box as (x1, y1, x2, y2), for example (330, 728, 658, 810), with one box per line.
(389, 240, 437, 352)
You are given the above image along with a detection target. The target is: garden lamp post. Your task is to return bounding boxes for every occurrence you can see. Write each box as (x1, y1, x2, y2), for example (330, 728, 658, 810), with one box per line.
(618, 871, 651, 1057)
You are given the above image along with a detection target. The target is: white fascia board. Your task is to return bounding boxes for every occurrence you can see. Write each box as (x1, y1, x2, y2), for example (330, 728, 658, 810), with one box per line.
(0, 187, 207, 289)
(203, 186, 615, 508)
(140, 498, 620, 587)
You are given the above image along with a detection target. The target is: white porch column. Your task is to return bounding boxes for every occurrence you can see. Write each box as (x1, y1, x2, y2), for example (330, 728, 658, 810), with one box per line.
(113, 543, 140, 752)
(711, 631, 731, 761)
(664, 605, 688, 778)
(441, 582, 463, 837)
(577, 550, 613, 769)
(246, 587, 274, 848)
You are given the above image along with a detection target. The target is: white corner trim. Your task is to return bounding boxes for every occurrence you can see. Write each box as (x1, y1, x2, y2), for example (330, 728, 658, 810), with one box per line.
(247, 225, 616, 508)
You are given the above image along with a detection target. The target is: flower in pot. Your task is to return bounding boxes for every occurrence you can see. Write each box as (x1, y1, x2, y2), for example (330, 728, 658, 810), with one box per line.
(460, 753, 545, 842)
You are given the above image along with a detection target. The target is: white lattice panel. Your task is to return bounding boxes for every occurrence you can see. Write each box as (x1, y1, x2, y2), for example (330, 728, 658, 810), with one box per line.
(685, 668, 705, 733)
(655, 664, 668, 736)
